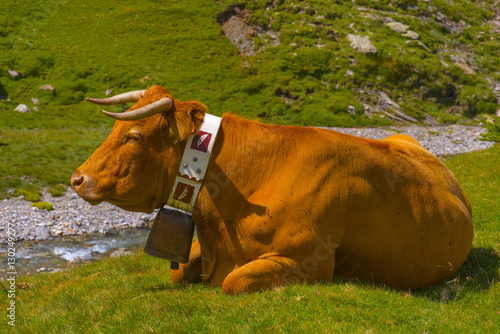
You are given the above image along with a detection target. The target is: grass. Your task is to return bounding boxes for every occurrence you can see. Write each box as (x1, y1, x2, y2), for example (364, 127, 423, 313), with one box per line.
(0, 127, 110, 195)
(2, 145, 499, 333)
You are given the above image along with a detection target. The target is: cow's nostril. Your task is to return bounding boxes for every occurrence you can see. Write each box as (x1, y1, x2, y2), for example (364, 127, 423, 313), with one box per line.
(71, 174, 85, 188)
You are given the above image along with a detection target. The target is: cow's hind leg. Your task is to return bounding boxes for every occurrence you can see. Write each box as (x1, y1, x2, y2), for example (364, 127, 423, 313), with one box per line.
(222, 255, 334, 294)
(171, 239, 202, 284)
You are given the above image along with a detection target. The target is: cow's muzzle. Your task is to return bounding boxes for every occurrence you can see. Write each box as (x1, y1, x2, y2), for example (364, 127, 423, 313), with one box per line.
(71, 172, 85, 188)
(71, 171, 101, 204)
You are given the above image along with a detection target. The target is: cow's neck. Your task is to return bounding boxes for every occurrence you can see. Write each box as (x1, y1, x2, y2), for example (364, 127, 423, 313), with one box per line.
(194, 114, 290, 231)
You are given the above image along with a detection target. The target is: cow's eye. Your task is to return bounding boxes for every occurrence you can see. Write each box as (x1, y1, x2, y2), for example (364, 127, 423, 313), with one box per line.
(127, 131, 142, 142)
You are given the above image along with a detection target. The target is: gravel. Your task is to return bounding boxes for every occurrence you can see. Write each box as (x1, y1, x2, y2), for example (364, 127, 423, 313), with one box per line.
(0, 124, 496, 243)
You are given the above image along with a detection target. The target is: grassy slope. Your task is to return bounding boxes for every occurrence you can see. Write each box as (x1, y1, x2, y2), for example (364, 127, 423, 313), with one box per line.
(1, 0, 499, 196)
(1, 0, 499, 123)
(3, 145, 499, 333)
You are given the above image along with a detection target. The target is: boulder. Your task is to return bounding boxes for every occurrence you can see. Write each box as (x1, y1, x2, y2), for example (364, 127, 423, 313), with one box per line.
(386, 21, 409, 33)
(347, 34, 377, 54)
(402, 30, 419, 40)
(454, 58, 476, 75)
(39, 84, 55, 91)
(8, 69, 21, 78)
(109, 248, 133, 258)
(14, 104, 30, 113)
(377, 92, 400, 111)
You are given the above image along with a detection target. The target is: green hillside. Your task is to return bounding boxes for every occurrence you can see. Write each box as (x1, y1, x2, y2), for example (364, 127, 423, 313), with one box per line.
(0, 0, 499, 193)
(1, 0, 499, 127)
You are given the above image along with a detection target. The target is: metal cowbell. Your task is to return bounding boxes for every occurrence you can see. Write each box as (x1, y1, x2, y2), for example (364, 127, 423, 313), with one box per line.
(144, 208, 195, 270)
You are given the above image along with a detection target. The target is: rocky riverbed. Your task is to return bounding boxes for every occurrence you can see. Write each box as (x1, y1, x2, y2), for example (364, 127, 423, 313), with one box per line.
(0, 124, 496, 243)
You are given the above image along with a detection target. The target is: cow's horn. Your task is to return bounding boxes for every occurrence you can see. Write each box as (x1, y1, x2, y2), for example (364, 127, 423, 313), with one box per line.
(102, 97, 173, 121)
(86, 90, 147, 105)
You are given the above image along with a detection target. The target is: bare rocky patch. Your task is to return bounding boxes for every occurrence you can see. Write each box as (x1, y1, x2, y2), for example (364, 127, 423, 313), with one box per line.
(217, 5, 280, 56)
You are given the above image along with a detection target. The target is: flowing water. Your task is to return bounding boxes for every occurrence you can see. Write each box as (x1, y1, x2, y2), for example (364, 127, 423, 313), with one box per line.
(1, 228, 151, 280)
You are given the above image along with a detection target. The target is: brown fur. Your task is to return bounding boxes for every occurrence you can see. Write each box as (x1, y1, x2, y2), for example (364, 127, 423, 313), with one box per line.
(72, 86, 473, 293)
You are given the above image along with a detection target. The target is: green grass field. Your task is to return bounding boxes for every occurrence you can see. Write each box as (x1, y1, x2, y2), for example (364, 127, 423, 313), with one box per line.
(3, 145, 499, 333)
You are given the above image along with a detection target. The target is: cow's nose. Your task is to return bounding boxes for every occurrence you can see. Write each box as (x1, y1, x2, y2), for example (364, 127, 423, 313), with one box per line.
(71, 172, 85, 189)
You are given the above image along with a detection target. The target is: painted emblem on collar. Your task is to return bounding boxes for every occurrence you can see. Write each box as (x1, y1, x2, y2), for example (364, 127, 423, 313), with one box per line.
(173, 182, 195, 204)
(190, 131, 212, 153)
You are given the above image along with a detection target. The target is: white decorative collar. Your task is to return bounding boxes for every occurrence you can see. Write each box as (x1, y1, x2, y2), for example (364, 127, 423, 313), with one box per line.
(166, 114, 222, 212)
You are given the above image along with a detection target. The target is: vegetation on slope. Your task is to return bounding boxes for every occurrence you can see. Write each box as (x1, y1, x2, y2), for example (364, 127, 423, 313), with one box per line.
(0, 0, 499, 194)
(1, 0, 499, 126)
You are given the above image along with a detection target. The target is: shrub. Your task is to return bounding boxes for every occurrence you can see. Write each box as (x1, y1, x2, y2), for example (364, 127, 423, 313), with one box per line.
(480, 122, 500, 142)
(282, 47, 334, 79)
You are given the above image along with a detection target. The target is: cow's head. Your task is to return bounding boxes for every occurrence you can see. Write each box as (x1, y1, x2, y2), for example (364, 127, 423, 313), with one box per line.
(71, 86, 207, 213)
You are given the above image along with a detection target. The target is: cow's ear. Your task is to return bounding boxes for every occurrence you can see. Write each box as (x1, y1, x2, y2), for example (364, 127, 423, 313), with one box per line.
(185, 101, 207, 134)
(171, 101, 207, 141)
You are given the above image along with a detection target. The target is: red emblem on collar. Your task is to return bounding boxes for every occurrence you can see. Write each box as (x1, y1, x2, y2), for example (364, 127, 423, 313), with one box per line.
(190, 131, 212, 153)
(173, 182, 195, 204)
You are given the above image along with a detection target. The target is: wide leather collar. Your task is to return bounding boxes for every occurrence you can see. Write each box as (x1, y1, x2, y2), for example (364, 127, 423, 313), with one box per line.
(166, 114, 222, 212)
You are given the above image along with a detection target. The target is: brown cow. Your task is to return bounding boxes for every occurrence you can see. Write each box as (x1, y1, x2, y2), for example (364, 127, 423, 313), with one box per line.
(71, 85, 473, 294)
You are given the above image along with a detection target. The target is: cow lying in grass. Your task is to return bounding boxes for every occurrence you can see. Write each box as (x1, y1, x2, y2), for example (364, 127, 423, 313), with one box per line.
(72, 85, 473, 294)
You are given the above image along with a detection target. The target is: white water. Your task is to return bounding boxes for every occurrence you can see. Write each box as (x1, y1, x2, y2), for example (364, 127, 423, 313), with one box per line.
(1, 228, 151, 278)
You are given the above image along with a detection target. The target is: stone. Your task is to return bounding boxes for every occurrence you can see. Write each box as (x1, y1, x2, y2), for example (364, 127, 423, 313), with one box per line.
(496, 109, 500, 117)
(35, 226, 51, 241)
(33, 107, 39, 112)
(347, 34, 377, 54)
(347, 105, 356, 115)
(14, 104, 30, 113)
(377, 92, 400, 111)
(402, 30, 419, 40)
(39, 84, 55, 91)
(66, 227, 75, 233)
(109, 248, 133, 258)
(483, 115, 496, 124)
(31, 98, 40, 105)
(105, 89, 113, 95)
(8, 69, 21, 78)
(386, 21, 409, 33)
(454, 59, 476, 75)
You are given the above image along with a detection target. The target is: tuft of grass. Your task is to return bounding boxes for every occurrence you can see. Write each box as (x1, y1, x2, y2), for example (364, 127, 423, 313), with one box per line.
(31, 201, 54, 211)
(12, 188, 42, 202)
(4, 145, 499, 333)
(48, 184, 66, 197)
